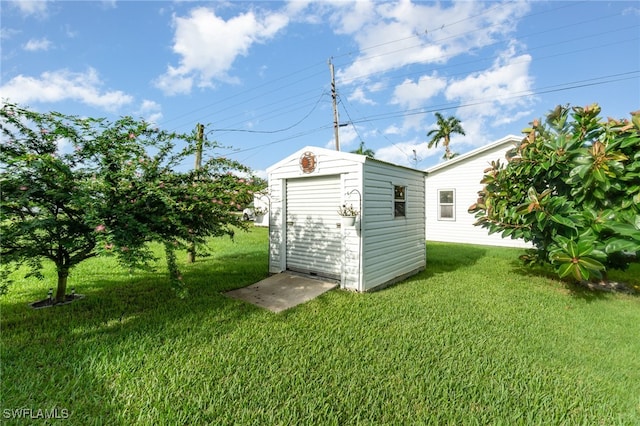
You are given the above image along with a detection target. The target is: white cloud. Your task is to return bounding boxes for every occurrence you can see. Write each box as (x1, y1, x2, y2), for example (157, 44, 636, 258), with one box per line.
(328, 0, 376, 34)
(347, 87, 376, 105)
(1, 28, 20, 40)
(325, 0, 531, 110)
(324, 125, 359, 150)
(56, 137, 72, 156)
(391, 74, 447, 109)
(24, 38, 52, 51)
(0, 68, 133, 111)
(101, 0, 117, 10)
(9, 0, 49, 18)
(384, 124, 401, 135)
(137, 100, 163, 124)
(252, 169, 268, 180)
(445, 45, 535, 124)
(155, 6, 289, 95)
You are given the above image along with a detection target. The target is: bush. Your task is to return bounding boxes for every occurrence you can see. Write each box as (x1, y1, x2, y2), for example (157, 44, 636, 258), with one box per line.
(469, 104, 640, 282)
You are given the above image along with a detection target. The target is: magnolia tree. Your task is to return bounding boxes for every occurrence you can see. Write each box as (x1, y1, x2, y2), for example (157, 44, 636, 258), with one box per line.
(469, 104, 640, 283)
(0, 103, 261, 302)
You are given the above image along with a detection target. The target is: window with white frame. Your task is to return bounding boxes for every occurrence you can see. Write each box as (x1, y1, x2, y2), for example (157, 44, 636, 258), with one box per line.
(438, 189, 455, 220)
(394, 185, 406, 218)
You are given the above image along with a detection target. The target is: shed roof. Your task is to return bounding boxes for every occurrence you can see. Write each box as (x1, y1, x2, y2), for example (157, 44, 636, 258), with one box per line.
(425, 134, 521, 174)
(267, 145, 427, 175)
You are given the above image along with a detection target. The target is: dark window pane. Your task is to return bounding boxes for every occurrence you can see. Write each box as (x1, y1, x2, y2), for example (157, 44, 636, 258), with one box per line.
(395, 201, 406, 217)
(439, 190, 453, 204)
(440, 205, 453, 218)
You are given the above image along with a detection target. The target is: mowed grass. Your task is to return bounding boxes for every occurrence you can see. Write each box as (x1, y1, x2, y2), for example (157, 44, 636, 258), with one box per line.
(2, 226, 639, 425)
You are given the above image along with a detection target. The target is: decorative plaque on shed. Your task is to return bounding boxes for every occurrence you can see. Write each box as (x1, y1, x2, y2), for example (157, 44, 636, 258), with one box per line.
(299, 151, 317, 174)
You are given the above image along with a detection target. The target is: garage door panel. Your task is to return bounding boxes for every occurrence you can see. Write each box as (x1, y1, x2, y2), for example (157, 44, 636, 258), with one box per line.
(286, 176, 342, 279)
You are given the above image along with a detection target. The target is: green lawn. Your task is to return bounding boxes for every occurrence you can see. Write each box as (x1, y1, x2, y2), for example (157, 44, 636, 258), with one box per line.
(2, 226, 639, 425)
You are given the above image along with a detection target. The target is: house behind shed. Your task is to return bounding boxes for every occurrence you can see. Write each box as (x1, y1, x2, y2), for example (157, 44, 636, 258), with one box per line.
(267, 146, 426, 292)
(425, 135, 532, 248)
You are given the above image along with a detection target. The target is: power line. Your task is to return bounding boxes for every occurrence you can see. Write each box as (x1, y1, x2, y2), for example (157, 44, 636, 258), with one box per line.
(336, 9, 629, 85)
(159, 1, 587, 130)
(222, 71, 638, 161)
(157, 1, 634, 137)
(204, 90, 327, 136)
(348, 71, 640, 125)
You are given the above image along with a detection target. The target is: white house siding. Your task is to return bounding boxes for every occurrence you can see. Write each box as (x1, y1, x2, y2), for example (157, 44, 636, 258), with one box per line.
(361, 162, 426, 291)
(425, 135, 532, 249)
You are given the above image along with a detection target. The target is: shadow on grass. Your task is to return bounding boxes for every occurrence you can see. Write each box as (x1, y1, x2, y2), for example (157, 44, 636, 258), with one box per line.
(1, 244, 272, 422)
(423, 242, 488, 277)
(368, 242, 488, 294)
(510, 259, 639, 302)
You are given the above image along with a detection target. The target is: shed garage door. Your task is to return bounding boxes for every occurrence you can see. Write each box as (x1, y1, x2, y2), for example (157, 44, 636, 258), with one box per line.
(286, 175, 342, 279)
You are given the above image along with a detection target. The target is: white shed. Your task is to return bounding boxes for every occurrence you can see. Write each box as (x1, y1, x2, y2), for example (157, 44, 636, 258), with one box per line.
(425, 135, 532, 248)
(267, 146, 426, 292)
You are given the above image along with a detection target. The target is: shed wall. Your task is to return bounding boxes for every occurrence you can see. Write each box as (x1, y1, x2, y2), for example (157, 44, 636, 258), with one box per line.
(361, 162, 426, 291)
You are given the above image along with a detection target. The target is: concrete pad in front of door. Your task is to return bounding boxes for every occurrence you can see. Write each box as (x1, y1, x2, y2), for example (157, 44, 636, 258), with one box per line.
(225, 272, 338, 313)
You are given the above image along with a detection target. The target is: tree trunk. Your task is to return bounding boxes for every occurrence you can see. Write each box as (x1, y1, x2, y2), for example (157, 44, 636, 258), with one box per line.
(444, 135, 451, 160)
(55, 268, 69, 303)
(186, 243, 195, 263)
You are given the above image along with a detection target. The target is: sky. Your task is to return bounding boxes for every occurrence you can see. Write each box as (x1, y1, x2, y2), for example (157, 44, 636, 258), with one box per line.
(1, 0, 639, 177)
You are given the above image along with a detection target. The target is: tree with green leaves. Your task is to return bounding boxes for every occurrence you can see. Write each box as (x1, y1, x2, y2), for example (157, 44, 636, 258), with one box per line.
(0, 103, 261, 302)
(427, 112, 465, 160)
(350, 141, 375, 158)
(469, 104, 640, 284)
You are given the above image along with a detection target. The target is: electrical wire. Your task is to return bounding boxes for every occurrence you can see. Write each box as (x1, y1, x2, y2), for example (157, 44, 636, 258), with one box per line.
(156, 1, 635, 143)
(158, 1, 591, 130)
(220, 70, 638, 161)
(204, 90, 327, 136)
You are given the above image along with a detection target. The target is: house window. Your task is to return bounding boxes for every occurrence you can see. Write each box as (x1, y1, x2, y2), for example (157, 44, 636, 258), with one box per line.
(438, 189, 455, 220)
(394, 185, 406, 217)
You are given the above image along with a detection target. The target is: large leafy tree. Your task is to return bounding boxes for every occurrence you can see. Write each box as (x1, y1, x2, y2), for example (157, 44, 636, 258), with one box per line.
(427, 112, 465, 160)
(0, 103, 261, 302)
(469, 104, 640, 283)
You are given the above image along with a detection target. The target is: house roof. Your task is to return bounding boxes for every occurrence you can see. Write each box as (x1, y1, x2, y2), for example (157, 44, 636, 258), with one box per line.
(424, 134, 522, 174)
(267, 145, 427, 175)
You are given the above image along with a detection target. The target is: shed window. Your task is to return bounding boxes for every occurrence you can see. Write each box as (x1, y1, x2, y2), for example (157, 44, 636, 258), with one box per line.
(394, 185, 406, 218)
(438, 189, 455, 220)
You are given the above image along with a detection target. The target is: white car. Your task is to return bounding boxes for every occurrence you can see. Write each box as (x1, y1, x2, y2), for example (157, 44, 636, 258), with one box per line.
(242, 206, 255, 221)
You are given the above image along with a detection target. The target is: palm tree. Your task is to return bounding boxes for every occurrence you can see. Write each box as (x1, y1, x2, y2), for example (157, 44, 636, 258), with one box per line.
(351, 141, 375, 158)
(427, 112, 465, 160)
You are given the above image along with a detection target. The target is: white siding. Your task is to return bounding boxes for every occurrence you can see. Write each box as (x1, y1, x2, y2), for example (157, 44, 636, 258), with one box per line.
(341, 172, 363, 291)
(267, 148, 361, 289)
(286, 175, 342, 279)
(361, 162, 426, 291)
(425, 137, 532, 248)
(268, 146, 426, 292)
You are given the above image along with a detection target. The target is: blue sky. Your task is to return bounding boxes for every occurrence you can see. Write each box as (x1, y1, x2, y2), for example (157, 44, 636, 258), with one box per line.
(2, 0, 639, 177)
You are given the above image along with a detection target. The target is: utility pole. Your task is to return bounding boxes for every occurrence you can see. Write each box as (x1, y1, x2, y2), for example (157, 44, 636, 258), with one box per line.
(187, 123, 204, 264)
(195, 123, 204, 170)
(328, 58, 340, 151)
